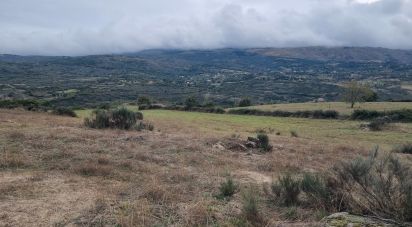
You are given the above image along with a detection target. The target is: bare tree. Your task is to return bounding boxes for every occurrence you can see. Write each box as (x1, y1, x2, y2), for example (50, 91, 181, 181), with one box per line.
(342, 81, 375, 108)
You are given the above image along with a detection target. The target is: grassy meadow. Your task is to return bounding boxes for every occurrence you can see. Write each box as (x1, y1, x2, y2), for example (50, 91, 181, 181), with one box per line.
(229, 101, 412, 115)
(1, 105, 411, 226)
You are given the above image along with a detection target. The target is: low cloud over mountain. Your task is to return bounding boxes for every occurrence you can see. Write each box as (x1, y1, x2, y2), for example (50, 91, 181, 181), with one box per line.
(1, 0, 411, 55)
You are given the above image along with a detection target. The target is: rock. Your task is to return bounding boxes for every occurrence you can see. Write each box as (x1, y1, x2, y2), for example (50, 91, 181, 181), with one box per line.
(212, 142, 225, 151)
(245, 141, 257, 148)
(322, 212, 396, 227)
(247, 137, 260, 143)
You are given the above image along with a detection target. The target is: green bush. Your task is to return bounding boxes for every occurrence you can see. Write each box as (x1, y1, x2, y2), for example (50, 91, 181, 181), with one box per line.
(367, 117, 390, 131)
(241, 186, 260, 223)
(393, 143, 412, 154)
(0, 99, 50, 111)
(239, 98, 252, 107)
(218, 175, 238, 198)
(52, 107, 77, 117)
(300, 173, 337, 211)
(227, 109, 339, 119)
(257, 133, 272, 152)
(84, 108, 144, 130)
(333, 151, 412, 222)
(271, 174, 301, 206)
(351, 109, 412, 123)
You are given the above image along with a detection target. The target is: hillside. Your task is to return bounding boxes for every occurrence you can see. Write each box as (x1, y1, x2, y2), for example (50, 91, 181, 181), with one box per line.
(250, 47, 412, 64)
(1, 47, 412, 107)
(1, 108, 411, 226)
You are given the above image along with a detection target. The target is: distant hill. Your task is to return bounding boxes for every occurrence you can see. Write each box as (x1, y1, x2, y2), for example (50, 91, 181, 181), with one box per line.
(1, 47, 411, 107)
(249, 47, 412, 64)
(247, 47, 412, 64)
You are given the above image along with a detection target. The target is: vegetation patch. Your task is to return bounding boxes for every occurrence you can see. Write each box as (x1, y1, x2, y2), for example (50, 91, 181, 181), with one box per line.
(393, 143, 412, 154)
(84, 107, 144, 130)
(217, 174, 238, 199)
(270, 150, 412, 224)
(228, 108, 339, 119)
(351, 109, 412, 122)
(52, 107, 77, 117)
(0, 99, 50, 111)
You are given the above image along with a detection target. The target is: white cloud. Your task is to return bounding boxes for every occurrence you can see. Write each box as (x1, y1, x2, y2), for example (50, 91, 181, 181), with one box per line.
(0, 0, 411, 55)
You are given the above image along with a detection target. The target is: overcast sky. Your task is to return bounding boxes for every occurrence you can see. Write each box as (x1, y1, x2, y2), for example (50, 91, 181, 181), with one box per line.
(0, 0, 411, 55)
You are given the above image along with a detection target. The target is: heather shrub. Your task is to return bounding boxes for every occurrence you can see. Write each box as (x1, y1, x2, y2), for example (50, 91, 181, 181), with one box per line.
(241, 186, 261, 223)
(84, 108, 144, 130)
(52, 107, 77, 117)
(218, 175, 238, 199)
(393, 143, 412, 154)
(367, 116, 390, 131)
(271, 174, 301, 206)
(257, 133, 272, 152)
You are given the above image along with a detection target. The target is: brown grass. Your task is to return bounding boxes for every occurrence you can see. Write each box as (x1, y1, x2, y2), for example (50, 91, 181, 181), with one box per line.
(0, 108, 408, 226)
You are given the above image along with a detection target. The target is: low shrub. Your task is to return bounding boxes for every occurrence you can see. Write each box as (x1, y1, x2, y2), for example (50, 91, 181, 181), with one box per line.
(0, 99, 50, 111)
(333, 151, 412, 223)
(52, 107, 77, 117)
(241, 186, 261, 223)
(84, 108, 144, 130)
(352, 109, 412, 123)
(228, 109, 339, 119)
(367, 116, 390, 131)
(300, 173, 339, 211)
(218, 175, 238, 199)
(257, 133, 272, 152)
(135, 121, 154, 131)
(271, 174, 301, 206)
(393, 143, 412, 154)
(351, 109, 380, 120)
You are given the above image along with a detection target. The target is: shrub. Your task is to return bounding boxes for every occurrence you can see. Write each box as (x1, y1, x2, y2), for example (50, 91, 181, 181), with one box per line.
(111, 108, 142, 130)
(185, 96, 198, 110)
(137, 96, 151, 106)
(300, 173, 336, 211)
(84, 108, 144, 130)
(271, 174, 301, 206)
(351, 109, 380, 120)
(241, 186, 261, 223)
(351, 109, 412, 123)
(52, 107, 77, 117)
(332, 151, 412, 223)
(367, 117, 390, 131)
(218, 175, 238, 198)
(239, 98, 252, 107)
(135, 121, 154, 131)
(257, 133, 272, 152)
(227, 109, 339, 119)
(0, 99, 50, 111)
(84, 109, 111, 129)
(290, 130, 298, 137)
(393, 143, 412, 154)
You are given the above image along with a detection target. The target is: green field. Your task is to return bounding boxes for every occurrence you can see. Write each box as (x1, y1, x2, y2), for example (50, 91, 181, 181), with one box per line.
(75, 103, 412, 150)
(229, 102, 412, 115)
(140, 110, 412, 150)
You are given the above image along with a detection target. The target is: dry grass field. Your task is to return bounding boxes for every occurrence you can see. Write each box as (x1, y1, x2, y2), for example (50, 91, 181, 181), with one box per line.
(1, 108, 412, 226)
(229, 102, 412, 115)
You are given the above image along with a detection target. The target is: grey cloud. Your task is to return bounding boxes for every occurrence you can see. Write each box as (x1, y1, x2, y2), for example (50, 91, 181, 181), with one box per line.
(0, 0, 411, 55)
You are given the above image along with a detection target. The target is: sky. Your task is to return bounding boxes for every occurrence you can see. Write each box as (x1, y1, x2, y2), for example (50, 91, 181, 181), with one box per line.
(0, 0, 411, 55)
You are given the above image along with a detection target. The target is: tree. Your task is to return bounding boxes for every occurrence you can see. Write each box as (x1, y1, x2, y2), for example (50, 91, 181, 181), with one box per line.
(137, 96, 151, 106)
(184, 96, 198, 110)
(364, 91, 378, 102)
(239, 98, 252, 107)
(342, 81, 375, 108)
